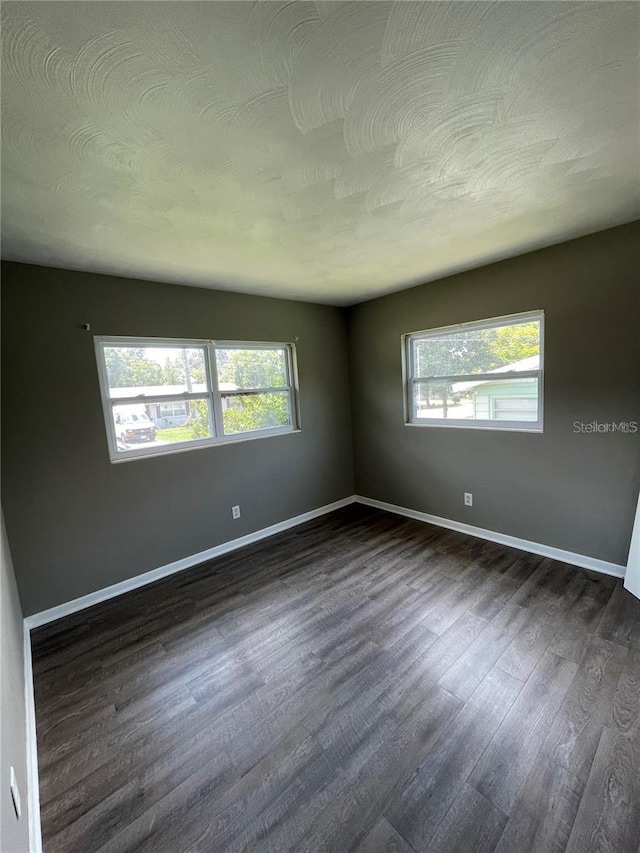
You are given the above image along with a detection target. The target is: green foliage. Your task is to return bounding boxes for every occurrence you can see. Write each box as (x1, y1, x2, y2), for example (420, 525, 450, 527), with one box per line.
(161, 357, 181, 385)
(105, 348, 162, 387)
(217, 348, 289, 434)
(159, 350, 206, 387)
(222, 394, 289, 435)
(415, 322, 540, 379)
(489, 323, 539, 365)
(415, 332, 493, 378)
(189, 399, 211, 439)
(105, 347, 206, 389)
(216, 348, 286, 388)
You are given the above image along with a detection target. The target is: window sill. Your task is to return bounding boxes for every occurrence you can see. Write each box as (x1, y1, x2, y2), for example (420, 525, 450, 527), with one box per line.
(405, 420, 543, 433)
(110, 427, 301, 463)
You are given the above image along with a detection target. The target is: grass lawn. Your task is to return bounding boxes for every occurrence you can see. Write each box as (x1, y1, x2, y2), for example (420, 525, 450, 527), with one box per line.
(157, 425, 194, 443)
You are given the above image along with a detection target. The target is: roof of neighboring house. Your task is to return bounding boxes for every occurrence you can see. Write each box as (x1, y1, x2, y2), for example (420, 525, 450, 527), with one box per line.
(452, 355, 540, 393)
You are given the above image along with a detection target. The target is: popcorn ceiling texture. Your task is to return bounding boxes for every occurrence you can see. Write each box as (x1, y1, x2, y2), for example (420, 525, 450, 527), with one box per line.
(1, 1, 639, 304)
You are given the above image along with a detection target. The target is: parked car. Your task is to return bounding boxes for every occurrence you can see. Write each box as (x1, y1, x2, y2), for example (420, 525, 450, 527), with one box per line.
(114, 411, 156, 443)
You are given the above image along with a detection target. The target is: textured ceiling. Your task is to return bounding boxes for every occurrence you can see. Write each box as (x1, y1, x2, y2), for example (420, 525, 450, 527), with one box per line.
(2, 2, 639, 305)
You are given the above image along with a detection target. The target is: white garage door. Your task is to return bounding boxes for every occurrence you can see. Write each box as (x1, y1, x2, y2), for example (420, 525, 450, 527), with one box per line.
(493, 397, 537, 421)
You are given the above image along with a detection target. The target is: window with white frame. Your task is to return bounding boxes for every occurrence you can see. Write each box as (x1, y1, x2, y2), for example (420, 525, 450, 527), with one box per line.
(95, 337, 299, 460)
(404, 311, 544, 431)
(158, 402, 187, 419)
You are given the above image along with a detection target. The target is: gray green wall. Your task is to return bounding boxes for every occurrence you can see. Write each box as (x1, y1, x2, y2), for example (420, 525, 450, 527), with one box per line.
(1, 263, 354, 615)
(1, 512, 30, 853)
(348, 222, 640, 566)
(2, 223, 639, 617)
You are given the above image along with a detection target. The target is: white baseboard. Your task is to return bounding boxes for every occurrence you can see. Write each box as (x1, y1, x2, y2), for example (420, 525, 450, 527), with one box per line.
(25, 491, 625, 631)
(23, 624, 42, 853)
(20, 490, 625, 850)
(356, 495, 626, 579)
(21, 495, 356, 848)
(24, 496, 356, 630)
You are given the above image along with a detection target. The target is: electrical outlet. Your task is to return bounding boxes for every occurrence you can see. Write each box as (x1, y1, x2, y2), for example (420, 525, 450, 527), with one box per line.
(232, 505, 241, 520)
(464, 492, 473, 507)
(10, 766, 21, 819)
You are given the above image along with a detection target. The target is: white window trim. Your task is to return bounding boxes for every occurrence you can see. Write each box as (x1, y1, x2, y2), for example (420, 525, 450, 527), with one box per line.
(95, 336, 300, 462)
(402, 310, 544, 433)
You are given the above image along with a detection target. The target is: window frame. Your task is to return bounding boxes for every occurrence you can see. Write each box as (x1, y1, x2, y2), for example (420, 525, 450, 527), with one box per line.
(95, 336, 300, 462)
(402, 310, 544, 433)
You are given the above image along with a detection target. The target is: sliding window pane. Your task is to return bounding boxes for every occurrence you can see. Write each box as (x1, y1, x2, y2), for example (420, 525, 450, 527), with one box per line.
(154, 398, 213, 444)
(414, 377, 539, 421)
(104, 345, 208, 397)
(112, 399, 213, 452)
(215, 347, 287, 390)
(221, 392, 291, 435)
(413, 320, 540, 378)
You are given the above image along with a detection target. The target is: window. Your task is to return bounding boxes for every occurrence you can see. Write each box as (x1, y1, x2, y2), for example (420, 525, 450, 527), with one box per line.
(159, 402, 187, 419)
(403, 311, 543, 431)
(95, 337, 299, 461)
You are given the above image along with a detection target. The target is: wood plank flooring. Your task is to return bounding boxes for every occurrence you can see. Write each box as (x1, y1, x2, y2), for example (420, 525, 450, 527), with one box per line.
(31, 504, 640, 853)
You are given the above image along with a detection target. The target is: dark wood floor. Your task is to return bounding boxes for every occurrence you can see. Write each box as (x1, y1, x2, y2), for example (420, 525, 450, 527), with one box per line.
(31, 505, 640, 853)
